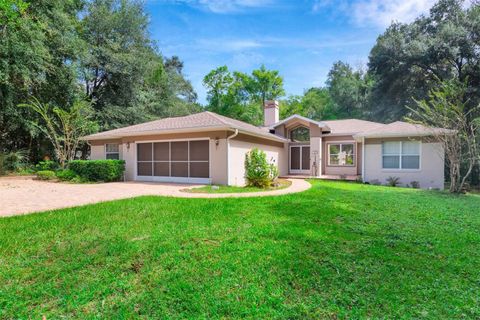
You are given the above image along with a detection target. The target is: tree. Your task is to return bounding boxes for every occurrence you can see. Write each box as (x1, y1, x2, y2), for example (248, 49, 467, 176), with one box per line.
(79, 0, 156, 129)
(250, 64, 285, 107)
(407, 80, 479, 193)
(368, 0, 480, 122)
(20, 98, 98, 168)
(0, 0, 84, 157)
(203, 65, 285, 125)
(139, 55, 200, 120)
(280, 88, 336, 120)
(203, 65, 234, 114)
(326, 61, 373, 119)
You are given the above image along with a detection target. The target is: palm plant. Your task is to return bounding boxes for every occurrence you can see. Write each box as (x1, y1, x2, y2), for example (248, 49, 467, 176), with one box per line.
(0, 150, 29, 173)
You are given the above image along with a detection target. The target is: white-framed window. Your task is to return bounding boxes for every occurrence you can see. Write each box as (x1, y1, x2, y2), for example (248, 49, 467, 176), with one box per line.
(382, 141, 420, 170)
(105, 143, 120, 160)
(328, 143, 355, 166)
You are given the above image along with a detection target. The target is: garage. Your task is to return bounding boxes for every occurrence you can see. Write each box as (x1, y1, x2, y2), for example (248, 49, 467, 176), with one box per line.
(135, 139, 210, 183)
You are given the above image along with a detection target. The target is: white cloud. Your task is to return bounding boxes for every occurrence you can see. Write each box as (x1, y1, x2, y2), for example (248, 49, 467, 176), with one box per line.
(170, 0, 273, 13)
(196, 39, 263, 51)
(312, 0, 437, 28)
(352, 0, 436, 27)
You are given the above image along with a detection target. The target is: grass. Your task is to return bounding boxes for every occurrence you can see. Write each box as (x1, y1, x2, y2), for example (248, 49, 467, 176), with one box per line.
(1, 180, 479, 319)
(184, 178, 292, 193)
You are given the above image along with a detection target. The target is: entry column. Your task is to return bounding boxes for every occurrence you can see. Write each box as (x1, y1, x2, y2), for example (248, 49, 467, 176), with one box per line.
(310, 137, 322, 177)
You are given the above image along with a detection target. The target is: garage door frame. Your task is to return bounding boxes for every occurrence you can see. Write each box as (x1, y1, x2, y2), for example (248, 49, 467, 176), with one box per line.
(134, 138, 211, 184)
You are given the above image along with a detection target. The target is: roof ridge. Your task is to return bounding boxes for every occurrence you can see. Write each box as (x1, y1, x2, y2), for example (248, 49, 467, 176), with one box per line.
(203, 111, 230, 126)
(323, 118, 382, 124)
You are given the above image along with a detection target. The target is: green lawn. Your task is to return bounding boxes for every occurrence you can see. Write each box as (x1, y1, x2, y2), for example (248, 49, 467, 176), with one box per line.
(1, 180, 479, 319)
(184, 178, 291, 193)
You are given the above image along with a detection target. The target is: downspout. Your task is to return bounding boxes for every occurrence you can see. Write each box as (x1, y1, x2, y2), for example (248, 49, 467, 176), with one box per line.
(361, 137, 365, 182)
(226, 129, 239, 185)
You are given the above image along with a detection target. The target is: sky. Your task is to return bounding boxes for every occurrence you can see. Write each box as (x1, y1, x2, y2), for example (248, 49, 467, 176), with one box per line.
(145, 0, 437, 104)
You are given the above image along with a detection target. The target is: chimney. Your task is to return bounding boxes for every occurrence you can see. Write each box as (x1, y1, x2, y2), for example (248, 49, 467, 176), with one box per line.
(264, 100, 279, 127)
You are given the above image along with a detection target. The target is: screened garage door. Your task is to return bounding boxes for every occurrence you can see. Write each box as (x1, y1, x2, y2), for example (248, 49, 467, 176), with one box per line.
(136, 140, 210, 183)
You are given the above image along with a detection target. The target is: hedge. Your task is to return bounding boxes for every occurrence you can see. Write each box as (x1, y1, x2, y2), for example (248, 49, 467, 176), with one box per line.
(68, 160, 125, 182)
(36, 170, 56, 180)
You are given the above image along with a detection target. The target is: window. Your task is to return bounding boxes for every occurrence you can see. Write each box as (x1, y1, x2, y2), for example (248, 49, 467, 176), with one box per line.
(289, 126, 310, 142)
(328, 143, 355, 166)
(382, 141, 420, 170)
(105, 144, 119, 159)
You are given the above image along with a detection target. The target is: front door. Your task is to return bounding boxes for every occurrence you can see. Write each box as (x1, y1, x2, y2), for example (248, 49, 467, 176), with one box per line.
(290, 145, 310, 174)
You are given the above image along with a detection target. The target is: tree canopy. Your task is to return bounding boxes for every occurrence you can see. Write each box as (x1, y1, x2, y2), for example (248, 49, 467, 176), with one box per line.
(368, 0, 480, 121)
(203, 65, 285, 125)
(0, 0, 198, 160)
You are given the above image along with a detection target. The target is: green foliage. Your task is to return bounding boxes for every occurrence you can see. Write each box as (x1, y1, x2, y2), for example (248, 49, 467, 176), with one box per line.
(20, 98, 98, 167)
(55, 169, 77, 181)
(244, 148, 277, 188)
(0, 153, 4, 175)
(35, 170, 56, 180)
(386, 176, 401, 187)
(326, 61, 373, 119)
(407, 79, 480, 193)
(1, 180, 480, 318)
(0, 0, 85, 158)
(1, 150, 28, 172)
(368, 0, 480, 122)
(203, 65, 284, 125)
(186, 179, 291, 194)
(35, 160, 59, 172)
(251, 64, 285, 106)
(68, 160, 125, 182)
(410, 181, 420, 189)
(0, 0, 29, 25)
(0, 0, 198, 161)
(280, 87, 337, 121)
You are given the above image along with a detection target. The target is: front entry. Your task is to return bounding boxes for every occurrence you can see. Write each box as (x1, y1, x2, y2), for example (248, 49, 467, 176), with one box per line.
(289, 145, 310, 174)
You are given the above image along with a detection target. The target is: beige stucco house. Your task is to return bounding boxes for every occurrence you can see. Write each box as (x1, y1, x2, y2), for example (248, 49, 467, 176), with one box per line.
(84, 101, 446, 189)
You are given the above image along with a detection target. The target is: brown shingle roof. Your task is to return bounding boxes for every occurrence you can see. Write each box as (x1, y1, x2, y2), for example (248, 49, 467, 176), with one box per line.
(354, 121, 451, 138)
(322, 119, 386, 135)
(83, 111, 287, 142)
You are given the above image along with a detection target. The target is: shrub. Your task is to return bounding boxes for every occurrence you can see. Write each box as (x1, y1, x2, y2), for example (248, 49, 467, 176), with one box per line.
(68, 160, 125, 182)
(3, 150, 28, 172)
(410, 181, 420, 189)
(35, 160, 59, 172)
(244, 148, 278, 188)
(36, 170, 56, 180)
(56, 169, 77, 181)
(269, 162, 279, 182)
(386, 176, 401, 187)
(0, 153, 5, 176)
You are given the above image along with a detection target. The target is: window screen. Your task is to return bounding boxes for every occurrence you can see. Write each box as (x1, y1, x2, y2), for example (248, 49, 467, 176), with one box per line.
(137, 141, 209, 178)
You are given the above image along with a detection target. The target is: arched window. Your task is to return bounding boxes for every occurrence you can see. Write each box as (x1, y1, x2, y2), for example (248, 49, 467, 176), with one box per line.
(289, 126, 310, 142)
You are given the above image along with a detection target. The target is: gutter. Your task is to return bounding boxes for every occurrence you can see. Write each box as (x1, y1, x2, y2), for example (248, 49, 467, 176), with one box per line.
(226, 129, 239, 185)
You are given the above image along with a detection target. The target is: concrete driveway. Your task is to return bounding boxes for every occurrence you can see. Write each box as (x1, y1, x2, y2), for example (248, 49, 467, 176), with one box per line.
(0, 176, 310, 217)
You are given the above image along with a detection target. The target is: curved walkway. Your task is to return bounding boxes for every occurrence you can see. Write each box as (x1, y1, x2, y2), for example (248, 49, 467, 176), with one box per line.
(0, 177, 311, 217)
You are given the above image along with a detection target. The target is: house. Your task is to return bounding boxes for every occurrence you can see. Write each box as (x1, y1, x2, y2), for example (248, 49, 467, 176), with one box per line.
(83, 101, 446, 189)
